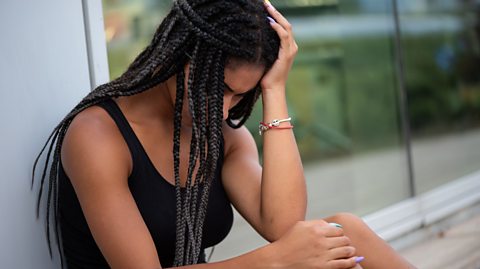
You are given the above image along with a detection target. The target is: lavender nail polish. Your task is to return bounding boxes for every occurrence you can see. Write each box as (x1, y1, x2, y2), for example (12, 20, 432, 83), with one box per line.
(267, 16, 275, 24)
(355, 256, 365, 263)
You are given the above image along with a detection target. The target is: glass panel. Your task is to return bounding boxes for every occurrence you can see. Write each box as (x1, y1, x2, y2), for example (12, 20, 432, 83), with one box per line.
(103, 0, 171, 80)
(398, 0, 480, 193)
(103, 0, 411, 216)
(255, 0, 411, 217)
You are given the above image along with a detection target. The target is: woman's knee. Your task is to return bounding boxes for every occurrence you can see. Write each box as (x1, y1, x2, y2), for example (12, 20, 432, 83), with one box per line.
(325, 212, 366, 229)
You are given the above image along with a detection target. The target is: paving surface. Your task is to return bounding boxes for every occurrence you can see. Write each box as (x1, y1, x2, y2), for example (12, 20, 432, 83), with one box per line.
(399, 212, 480, 269)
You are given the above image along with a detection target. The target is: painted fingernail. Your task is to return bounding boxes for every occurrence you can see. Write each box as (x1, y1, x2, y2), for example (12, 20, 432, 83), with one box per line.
(328, 222, 343, 228)
(355, 256, 365, 263)
(267, 16, 275, 24)
(264, 0, 275, 10)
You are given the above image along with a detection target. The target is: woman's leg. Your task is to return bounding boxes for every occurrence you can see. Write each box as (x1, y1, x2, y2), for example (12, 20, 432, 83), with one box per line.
(324, 213, 417, 269)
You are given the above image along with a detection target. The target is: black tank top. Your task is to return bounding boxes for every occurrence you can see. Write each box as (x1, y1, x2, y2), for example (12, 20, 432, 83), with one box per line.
(58, 98, 234, 268)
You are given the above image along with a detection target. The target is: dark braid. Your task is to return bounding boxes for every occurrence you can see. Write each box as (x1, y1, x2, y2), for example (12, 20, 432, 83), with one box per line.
(32, 0, 280, 267)
(194, 49, 226, 261)
(173, 68, 187, 264)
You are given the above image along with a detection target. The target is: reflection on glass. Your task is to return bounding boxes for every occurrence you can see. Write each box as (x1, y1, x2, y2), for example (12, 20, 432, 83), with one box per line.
(276, 0, 410, 217)
(399, 0, 480, 193)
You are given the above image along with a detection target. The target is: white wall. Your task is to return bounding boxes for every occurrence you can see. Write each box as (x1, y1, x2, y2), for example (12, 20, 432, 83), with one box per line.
(0, 1, 107, 268)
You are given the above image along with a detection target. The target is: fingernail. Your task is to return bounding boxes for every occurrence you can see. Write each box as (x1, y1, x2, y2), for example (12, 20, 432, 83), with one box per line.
(328, 222, 343, 228)
(355, 256, 365, 263)
(267, 16, 275, 24)
(264, 0, 275, 10)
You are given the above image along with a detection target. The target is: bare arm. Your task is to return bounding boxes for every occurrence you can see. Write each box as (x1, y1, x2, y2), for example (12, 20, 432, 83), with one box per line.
(62, 107, 357, 269)
(221, 2, 306, 242)
(259, 1, 307, 240)
(62, 107, 161, 269)
(165, 220, 357, 269)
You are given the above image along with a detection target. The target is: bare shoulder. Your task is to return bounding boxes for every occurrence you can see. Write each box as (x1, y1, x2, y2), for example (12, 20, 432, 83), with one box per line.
(222, 122, 258, 159)
(59, 104, 161, 268)
(61, 104, 132, 186)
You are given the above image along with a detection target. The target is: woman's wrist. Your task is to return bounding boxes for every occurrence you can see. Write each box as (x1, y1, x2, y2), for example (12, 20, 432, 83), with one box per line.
(262, 87, 286, 99)
(256, 242, 282, 269)
(262, 88, 289, 120)
(224, 242, 282, 269)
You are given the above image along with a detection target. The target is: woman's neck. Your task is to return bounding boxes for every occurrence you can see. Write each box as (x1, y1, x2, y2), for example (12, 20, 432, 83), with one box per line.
(114, 75, 194, 132)
(115, 76, 176, 126)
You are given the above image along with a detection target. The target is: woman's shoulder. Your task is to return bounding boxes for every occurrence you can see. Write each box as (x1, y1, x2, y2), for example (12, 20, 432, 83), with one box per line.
(64, 104, 120, 147)
(60, 103, 132, 180)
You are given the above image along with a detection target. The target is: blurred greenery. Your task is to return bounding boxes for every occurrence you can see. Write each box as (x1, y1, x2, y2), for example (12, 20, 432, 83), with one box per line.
(102, 0, 480, 164)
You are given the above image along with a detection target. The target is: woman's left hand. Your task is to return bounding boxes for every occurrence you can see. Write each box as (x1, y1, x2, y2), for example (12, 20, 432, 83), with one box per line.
(260, 0, 298, 92)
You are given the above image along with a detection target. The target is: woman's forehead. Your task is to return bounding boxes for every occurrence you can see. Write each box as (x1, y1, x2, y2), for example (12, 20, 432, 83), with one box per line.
(224, 63, 264, 93)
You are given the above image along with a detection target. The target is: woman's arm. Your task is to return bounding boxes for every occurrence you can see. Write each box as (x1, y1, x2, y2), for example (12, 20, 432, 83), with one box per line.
(222, 2, 306, 242)
(168, 220, 359, 269)
(62, 106, 162, 269)
(62, 97, 358, 269)
(259, 2, 306, 240)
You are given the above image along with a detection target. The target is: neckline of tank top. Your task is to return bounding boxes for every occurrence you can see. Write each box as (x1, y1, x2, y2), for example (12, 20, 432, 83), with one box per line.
(103, 98, 222, 191)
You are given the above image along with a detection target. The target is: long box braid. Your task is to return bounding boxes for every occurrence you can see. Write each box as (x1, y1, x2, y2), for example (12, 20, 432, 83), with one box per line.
(32, 0, 280, 267)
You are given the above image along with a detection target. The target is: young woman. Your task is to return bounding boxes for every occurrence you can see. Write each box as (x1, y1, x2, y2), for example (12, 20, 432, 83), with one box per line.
(33, 0, 416, 268)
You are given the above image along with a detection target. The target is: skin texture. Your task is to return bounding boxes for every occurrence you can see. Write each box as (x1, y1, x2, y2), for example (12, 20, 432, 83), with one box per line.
(60, 1, 416, 269)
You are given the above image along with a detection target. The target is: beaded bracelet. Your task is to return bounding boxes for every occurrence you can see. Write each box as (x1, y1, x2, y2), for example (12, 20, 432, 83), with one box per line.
(258, 117, 293, 135)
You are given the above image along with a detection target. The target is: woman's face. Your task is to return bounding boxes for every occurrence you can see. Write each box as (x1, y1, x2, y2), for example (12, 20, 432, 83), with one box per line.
(176, 61, 265, 125)
(223, 62, 265, 120)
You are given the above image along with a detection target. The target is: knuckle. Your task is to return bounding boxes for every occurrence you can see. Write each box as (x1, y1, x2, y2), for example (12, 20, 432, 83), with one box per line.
(341, 247, 350, 257)
(341, 236, 351, 246)
(280, 32, 289, 39)
(347, 246, 356, 256)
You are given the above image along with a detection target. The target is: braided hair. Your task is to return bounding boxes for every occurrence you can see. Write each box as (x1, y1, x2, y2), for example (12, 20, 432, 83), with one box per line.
(32, 0, 280, 266)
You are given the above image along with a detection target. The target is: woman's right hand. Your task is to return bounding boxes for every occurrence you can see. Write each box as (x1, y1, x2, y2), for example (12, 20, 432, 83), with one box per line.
(266, 220, 361, 269)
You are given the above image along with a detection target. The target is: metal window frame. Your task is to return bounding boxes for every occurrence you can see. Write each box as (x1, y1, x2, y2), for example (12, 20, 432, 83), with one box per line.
(82, 0, 110, 89)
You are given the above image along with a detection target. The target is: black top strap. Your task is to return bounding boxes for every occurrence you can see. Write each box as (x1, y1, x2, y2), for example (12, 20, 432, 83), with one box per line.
(96, 98, 144, 170)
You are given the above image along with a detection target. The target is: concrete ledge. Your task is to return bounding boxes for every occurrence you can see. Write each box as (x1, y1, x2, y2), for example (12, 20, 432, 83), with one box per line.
(363, 170, 480, 242)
